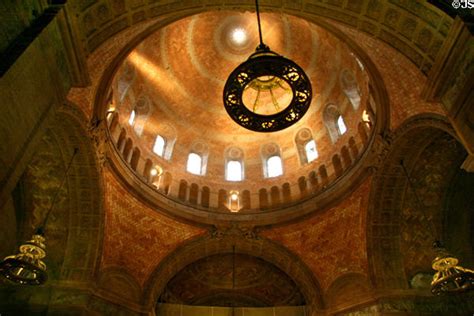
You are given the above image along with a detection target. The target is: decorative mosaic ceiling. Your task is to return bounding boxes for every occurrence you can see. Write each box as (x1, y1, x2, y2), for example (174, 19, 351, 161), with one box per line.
(105, 11, 376, 217)
(158, 253, 305, 307)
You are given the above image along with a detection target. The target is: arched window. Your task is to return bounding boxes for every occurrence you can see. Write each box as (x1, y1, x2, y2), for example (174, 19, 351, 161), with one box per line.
(188, 141, 209, 175)
(295, 128, 317, 165)
(305, 140, 318, 162)
(261, 143, 283, 178)
(187, 153, 203, 175)
(323, 104, 345, 143)
(225, 147, 245, 182)
(226, 160, 243, 181)
(153, 123, 176, 160)
(132, 95, 151, 136)
(337, 115, 347, 135)
(267, 156, 283, 178)
(117, 61, 136, 102)
(340, 69, 361, 110)
(128, 109, 136, 125)
(153, 135, 166, 157)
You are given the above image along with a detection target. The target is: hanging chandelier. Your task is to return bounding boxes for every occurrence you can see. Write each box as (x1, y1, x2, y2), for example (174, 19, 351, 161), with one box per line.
(0, 148, 78, 285)
(0, 232, 47, 285)
(431, 241, 474, 295)
(223, 0, 312, 132)
(401, 161, 474, 295)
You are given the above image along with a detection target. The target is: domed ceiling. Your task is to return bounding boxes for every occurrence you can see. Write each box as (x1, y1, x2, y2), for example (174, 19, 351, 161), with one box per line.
(106, 10, 376, 218)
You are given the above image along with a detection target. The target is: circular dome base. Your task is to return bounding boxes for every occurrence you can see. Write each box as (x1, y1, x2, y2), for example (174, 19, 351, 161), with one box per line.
(100, 10, 386, 226)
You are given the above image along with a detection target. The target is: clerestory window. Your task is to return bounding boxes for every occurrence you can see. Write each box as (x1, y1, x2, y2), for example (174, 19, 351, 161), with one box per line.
(187, 153, 203, 175)
(266, 156, 283, 178)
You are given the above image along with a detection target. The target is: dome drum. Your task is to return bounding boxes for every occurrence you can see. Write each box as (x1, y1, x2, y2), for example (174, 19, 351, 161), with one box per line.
(102, 10, 386, 225)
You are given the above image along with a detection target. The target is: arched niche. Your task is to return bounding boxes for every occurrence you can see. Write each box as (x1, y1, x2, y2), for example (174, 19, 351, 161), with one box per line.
(0, 107, 103, 308)
(158, 253, 306, 307)
(367, 114, 467, 290)
(142, 234, 325, 313)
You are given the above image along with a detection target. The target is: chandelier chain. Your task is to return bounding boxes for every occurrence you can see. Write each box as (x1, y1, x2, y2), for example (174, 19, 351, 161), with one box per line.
(39, 147, 79, 234)
(255, 0, 264, 47)
(400, 160, 440, 245)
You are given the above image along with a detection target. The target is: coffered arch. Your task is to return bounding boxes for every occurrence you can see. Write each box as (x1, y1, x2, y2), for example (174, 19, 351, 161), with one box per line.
(18, 106, 103, 284)
(70, 0, 452, 75)
(142, 231, 325, 313)
(366, 114, 465, 289)
(54, 107, 104, 282)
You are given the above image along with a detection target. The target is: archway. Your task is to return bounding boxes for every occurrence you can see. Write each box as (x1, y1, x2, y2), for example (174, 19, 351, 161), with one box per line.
(367, 114, 468, 290)
(143, 231, 324, 313)
(0, 107, 104, 312)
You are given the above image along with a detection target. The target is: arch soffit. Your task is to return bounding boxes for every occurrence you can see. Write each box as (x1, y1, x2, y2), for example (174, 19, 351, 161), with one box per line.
(366, 114, 457, 289)
(46, 106, 104, 283)
(77, 1, 449, 78)
(141, 234, 325, 311)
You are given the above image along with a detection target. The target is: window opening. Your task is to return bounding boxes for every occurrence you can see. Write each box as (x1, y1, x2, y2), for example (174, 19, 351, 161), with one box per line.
(128, 110, 136, 126)
(267, 156, 283, 178)
(305, 140, 318, 162)
(187, 153, 202, 175)
(226, 160, 243, 181)
(153, 135, 166, 157)
(337, 115, 347, 135)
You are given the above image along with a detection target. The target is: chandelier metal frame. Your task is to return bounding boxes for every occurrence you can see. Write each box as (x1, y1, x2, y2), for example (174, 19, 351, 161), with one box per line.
(223, 0, 312, 132)
(401, 161, 474, 295)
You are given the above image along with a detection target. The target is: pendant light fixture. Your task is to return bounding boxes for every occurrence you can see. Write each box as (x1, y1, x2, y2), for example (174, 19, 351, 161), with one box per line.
(401, 161, 474, 295)
(431, 241, 474, 295)
(223, 0, 312, 132)
(0, 148, 78, 285)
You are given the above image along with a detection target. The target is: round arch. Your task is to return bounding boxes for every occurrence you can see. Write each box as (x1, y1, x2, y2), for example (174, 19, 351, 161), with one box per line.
(141, 232, 325, 313)
(366, 114, 460, 289)
(45, 106, 104, 283)
(0, 104, 104, 313)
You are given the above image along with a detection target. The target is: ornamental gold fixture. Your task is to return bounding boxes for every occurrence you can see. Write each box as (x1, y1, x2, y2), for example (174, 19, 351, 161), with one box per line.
(431, 241, 474, 295)
(0, 233, 47, 285)
(0, 148, 78, 285)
